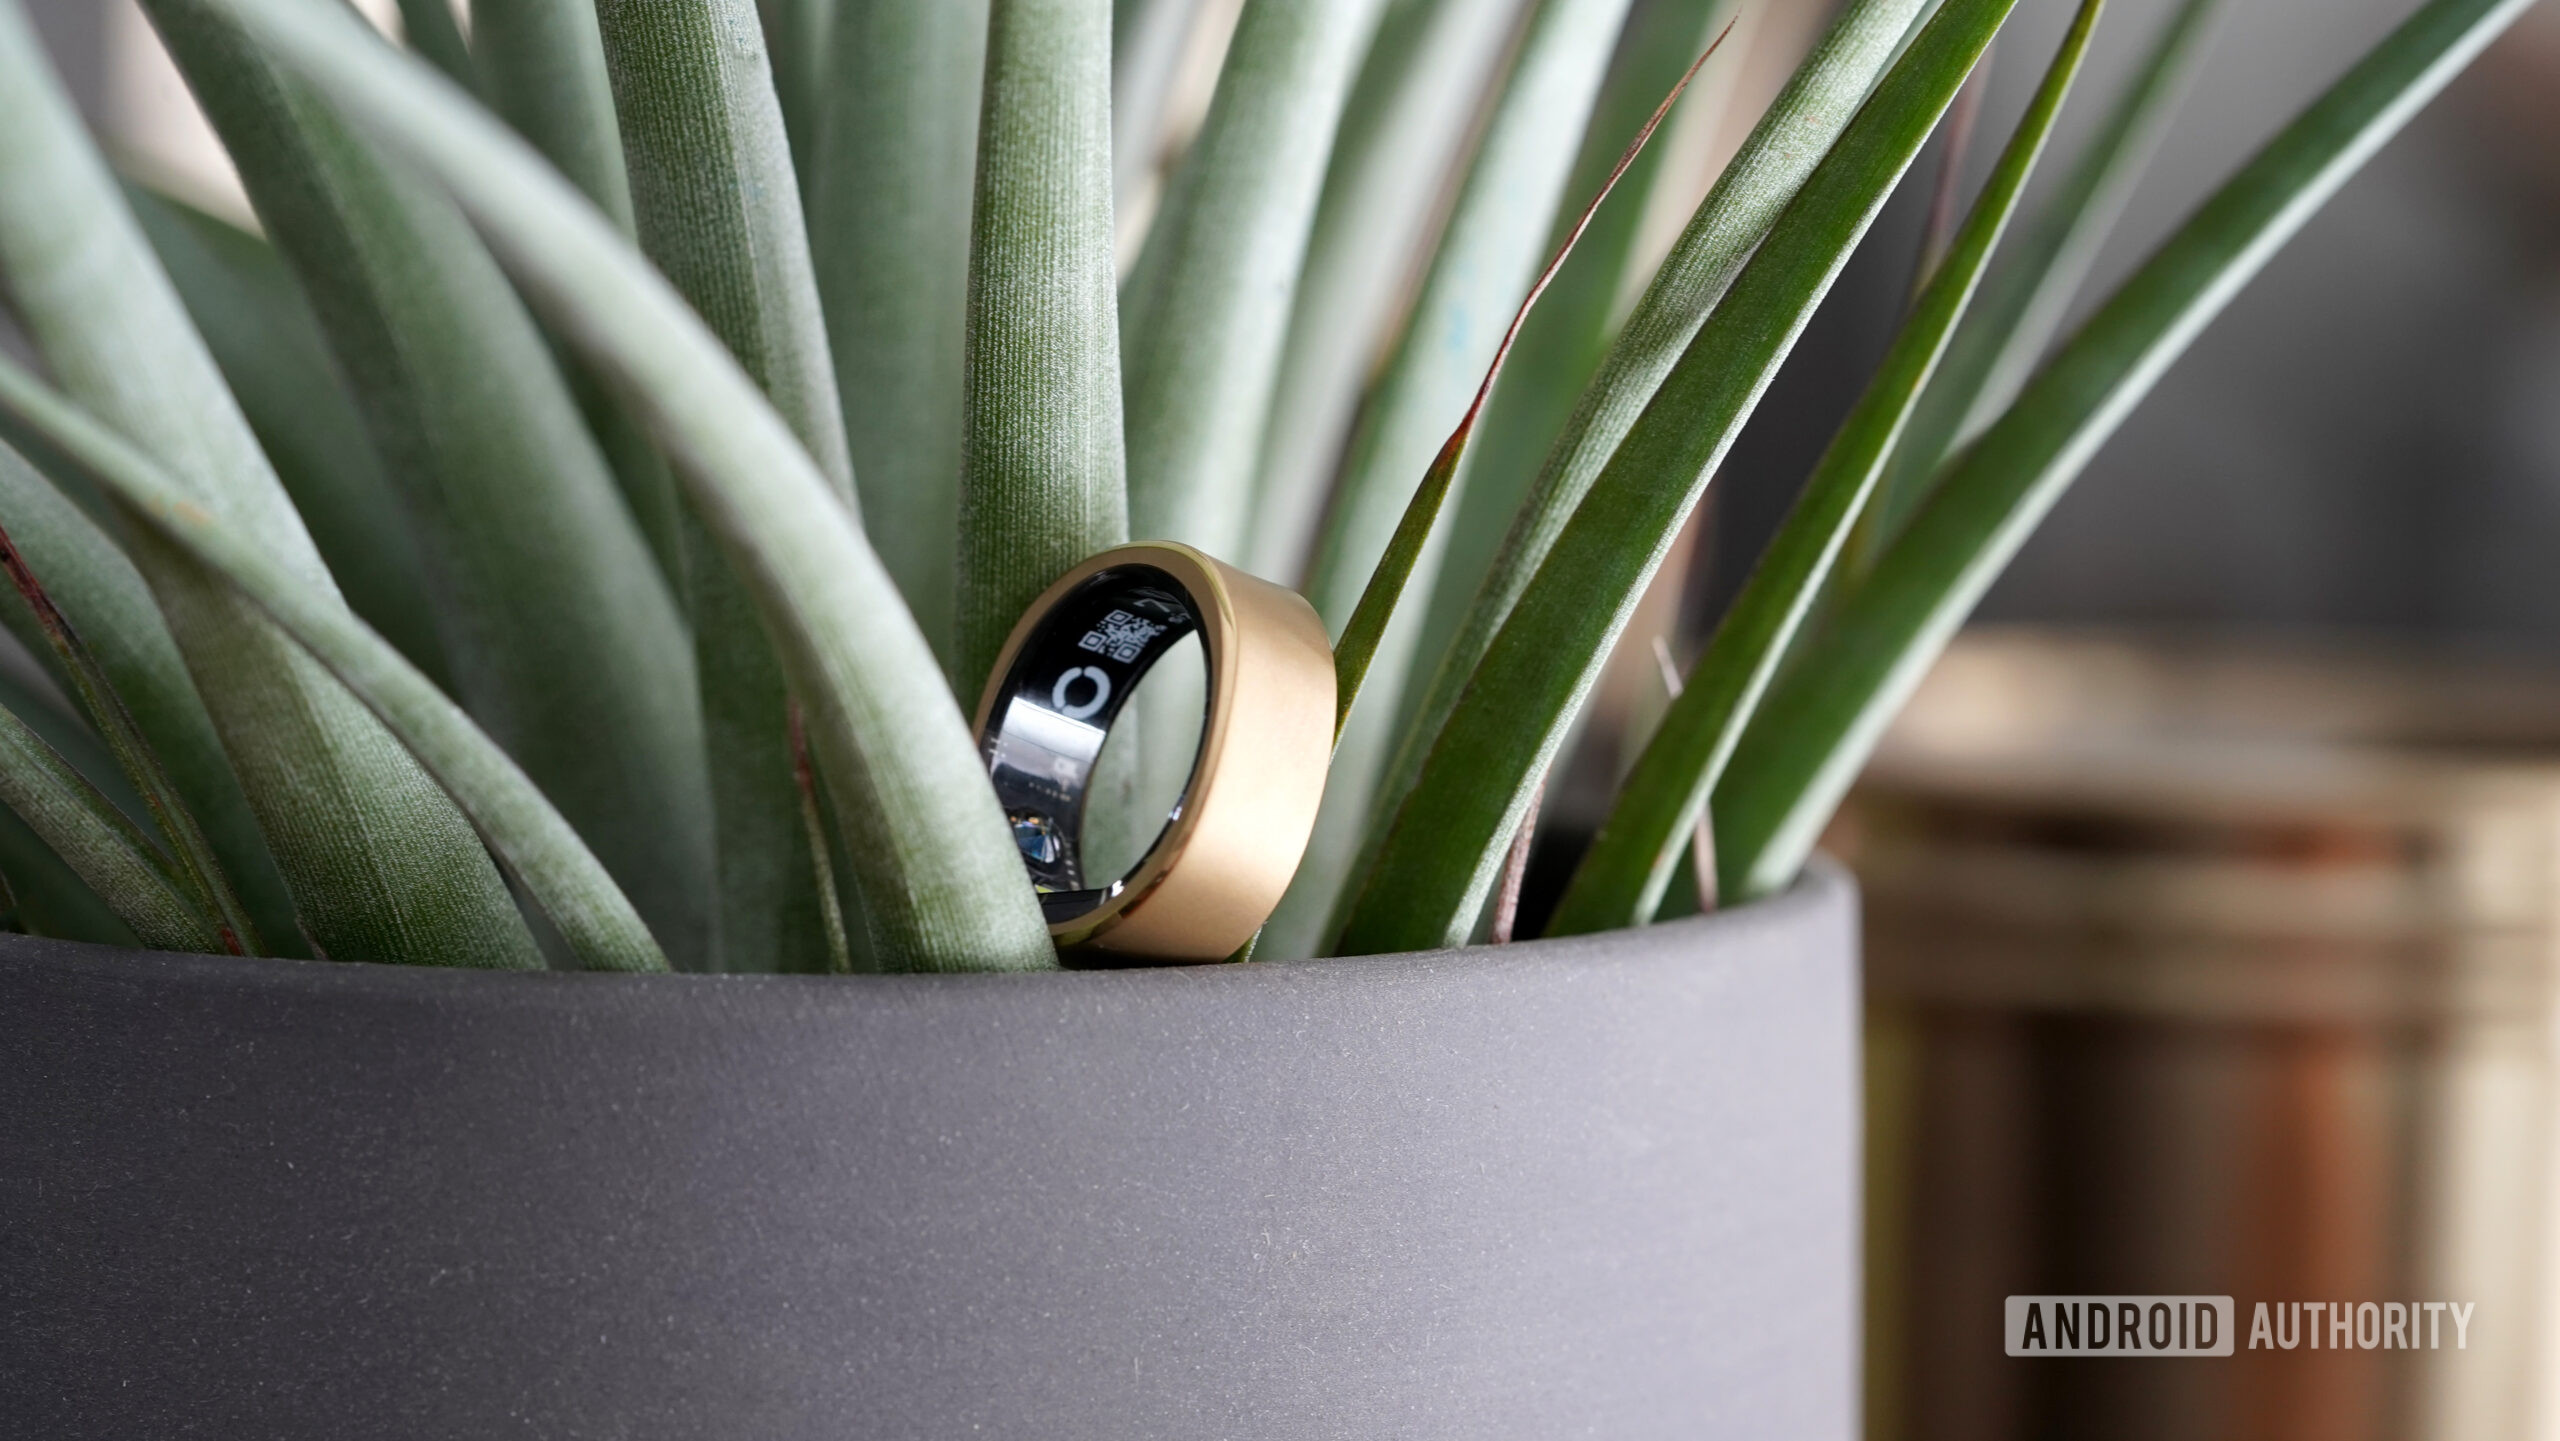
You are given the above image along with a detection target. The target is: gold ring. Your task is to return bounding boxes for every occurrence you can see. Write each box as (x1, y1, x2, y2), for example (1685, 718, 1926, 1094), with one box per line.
(973, 542, 1335, 962)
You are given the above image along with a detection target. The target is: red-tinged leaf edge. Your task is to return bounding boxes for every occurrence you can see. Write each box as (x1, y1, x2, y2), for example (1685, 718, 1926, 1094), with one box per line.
(0, 520, 254, 952)
(1329, 22, 1735, 739)
(786, 698, 853, 975)
(1484, 763, 1546, 943)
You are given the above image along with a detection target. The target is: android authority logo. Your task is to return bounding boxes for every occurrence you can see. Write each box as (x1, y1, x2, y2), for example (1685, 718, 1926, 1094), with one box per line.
(2005, 1296, 2478, 1357)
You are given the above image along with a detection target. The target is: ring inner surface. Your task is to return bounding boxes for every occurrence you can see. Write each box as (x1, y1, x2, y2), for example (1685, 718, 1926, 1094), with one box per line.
(981, 564, 1205, 924)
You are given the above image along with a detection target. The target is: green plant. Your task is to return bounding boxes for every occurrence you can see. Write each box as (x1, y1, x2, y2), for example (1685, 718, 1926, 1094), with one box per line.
(0, 0, 2529, 971)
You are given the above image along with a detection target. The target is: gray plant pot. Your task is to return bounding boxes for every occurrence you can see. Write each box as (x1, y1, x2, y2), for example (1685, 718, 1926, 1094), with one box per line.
(1, 860, 1859, 1440)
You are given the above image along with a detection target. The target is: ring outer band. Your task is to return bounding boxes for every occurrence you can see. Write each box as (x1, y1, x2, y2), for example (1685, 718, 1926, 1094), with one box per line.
(973, 542, 1336, 962)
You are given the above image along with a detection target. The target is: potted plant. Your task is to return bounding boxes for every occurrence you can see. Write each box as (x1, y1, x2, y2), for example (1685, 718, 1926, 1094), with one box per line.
(0, 0, 2527, 1434)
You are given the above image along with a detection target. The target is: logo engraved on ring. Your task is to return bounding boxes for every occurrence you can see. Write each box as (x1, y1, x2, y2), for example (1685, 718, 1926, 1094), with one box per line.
(1052, 665, 1112, 720)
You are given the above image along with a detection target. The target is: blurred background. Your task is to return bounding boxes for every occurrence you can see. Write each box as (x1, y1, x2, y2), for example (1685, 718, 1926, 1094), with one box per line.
(1724, 4, 2560, 1439)
(19, 0, 2560, 1436)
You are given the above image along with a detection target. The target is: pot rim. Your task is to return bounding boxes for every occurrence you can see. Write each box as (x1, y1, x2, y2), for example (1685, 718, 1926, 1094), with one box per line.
(0, 857, 1850, 998)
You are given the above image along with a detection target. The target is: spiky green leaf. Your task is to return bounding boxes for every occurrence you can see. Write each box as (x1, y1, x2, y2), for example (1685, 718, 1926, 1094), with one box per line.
(393, 0, 476, 91)
(810, 0, 988, 663)
(1851, 0, 2216, 569)
(124, 185, 453, 691)
(0, 358, 662, 971)
(958, 0, 1131, 696)
(755, 0, 837, 171)
(1550, 0, 2104, 936)
(0, 666, 143, 945)
(1244, 0, 1524, 581)
(1712, 0, 2539, 904)
(1300, 0, 1639, 634)
(0, 429, 303, 954)
(204, 0, 1054, 971)
(1332, 0, 2019, 955)
(1371, 0, 1933, 886)
(598, 0, 853, 496)
(149, 0, 717, 969)
(1119, 0, 1389, 562)
(1262, 0, 1637, 960)
(598, 0, 861, 972)
(0, 0, 541, 968)
(0, 626, 145, 826)
(0, 691, 222, 954)
(469, 0, 687, 589)
(472, 0, 634, 229)
(1329, 28, 1722, 737)
(1398, 0, 1739, 751)
(0, 484, 265, 951)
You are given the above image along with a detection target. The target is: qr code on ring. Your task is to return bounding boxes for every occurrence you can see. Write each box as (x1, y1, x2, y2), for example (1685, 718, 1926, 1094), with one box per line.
(1076, 609, 1165, 664)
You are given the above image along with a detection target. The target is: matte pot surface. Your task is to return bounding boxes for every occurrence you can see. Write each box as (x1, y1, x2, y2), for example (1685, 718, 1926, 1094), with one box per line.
(2, 862, 1858, 1440)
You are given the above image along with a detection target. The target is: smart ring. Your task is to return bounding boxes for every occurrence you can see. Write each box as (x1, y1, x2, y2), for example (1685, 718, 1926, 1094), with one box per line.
(973, 541, 1335, 961)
